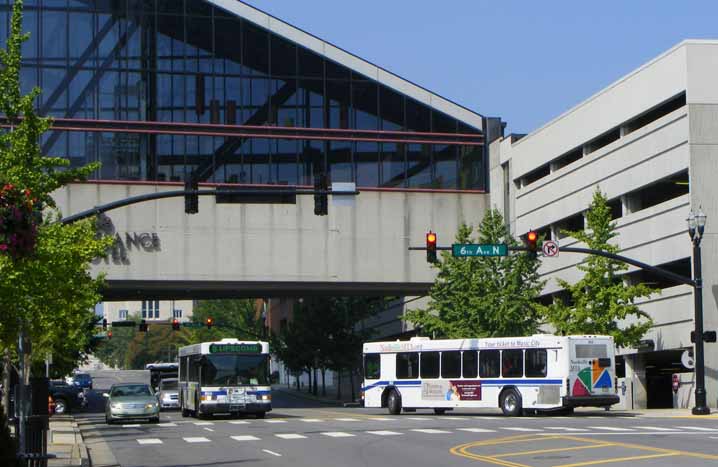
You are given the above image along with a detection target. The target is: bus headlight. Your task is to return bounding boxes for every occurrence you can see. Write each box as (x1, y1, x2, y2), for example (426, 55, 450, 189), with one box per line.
(261, 394, 271, 401)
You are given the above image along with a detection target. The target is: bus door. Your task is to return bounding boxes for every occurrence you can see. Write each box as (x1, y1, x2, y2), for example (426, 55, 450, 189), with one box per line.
(568, 338, 614, 397)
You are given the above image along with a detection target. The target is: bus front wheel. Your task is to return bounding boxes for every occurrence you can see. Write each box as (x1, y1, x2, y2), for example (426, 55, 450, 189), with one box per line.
(500, 389, 522, 417)
(387, 390, 402, 415)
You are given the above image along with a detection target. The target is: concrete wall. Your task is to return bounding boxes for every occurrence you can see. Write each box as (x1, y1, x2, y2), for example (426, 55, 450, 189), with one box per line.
(53, 182, 488, 298)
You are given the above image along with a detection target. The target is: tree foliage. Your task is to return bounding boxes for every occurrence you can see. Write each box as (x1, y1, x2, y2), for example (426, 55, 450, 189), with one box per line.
(539, 189, 654, 348)
(190, 299, 265, 342)
(405, 209, 545, 338)
(0, 0, 112, 376)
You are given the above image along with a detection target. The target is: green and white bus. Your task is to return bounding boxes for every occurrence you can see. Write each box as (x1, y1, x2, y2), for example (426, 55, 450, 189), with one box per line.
(178, 339, 271, 419)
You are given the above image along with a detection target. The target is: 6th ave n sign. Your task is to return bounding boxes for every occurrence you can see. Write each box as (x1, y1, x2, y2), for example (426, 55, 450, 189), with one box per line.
(542, 240, 559, 257)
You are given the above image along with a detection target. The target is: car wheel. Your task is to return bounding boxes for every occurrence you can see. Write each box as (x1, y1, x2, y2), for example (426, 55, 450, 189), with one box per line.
(500, 389, 522, 417)
(105, 415, 113, 425)
(387, 389, 402, 415)
(54, 398, 68, 415)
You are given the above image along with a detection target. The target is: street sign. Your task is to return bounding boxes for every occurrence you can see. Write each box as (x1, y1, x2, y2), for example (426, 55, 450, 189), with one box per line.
(542, 240, 559, 257)
(452, 243, 508, 257)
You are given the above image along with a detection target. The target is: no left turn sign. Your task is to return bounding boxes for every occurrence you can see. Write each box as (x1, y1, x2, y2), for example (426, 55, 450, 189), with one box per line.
(542, 240, 559, 257)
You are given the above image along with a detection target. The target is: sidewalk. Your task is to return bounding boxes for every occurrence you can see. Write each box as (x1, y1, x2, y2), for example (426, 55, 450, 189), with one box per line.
(272, 385, 360, 407)
(47, 415, 89, 467)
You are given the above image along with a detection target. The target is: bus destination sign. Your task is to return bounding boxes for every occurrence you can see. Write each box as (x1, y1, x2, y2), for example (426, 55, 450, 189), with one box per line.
(209, 343, 262, 354)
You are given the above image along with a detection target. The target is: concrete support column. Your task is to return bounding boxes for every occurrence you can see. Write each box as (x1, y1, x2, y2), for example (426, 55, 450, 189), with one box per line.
(625, 354, 648, 409)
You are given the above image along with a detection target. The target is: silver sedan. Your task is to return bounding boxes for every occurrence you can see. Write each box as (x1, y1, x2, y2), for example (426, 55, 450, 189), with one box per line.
(104, 383, 160, 424)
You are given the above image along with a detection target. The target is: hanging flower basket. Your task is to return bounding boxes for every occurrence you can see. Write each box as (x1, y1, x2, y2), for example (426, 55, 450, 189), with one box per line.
(0, 183, 39, 260)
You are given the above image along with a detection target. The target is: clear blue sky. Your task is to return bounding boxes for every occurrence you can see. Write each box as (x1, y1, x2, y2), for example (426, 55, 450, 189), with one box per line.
(243, 0, 718, 134)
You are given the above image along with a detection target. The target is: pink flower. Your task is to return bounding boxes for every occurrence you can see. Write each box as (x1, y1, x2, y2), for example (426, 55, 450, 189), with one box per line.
(0, 244, 7, 251)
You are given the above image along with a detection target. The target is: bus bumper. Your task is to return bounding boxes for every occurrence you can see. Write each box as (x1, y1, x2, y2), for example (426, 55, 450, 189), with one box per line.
(199, 403, 272, 415)
(563, 395, 619, 408)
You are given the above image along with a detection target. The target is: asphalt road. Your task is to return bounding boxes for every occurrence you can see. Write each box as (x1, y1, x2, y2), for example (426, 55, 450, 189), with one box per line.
(74, 370, 718, 467)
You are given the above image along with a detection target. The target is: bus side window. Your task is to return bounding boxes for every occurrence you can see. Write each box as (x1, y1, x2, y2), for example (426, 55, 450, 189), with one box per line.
(525, 349, 547, 377)
(420, 352, 440, 379)
(479, 350, 500, 378)
(364, 354, 381, 380)
(441, 351, 461, 378)
(501, 350, 523, 378)
(396, 353, 419, 379)
(462, 351, 478, 378)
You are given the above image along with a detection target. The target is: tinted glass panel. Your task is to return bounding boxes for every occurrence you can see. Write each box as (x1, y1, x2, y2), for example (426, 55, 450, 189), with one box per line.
(420, 352, 439, 379)
(364, 354, 380, 380)
(441, 351, 461, 379)
(462, 351, 478, 378)
(575, 344, 607, 359)
(525, 349, 547, 378)
(396, 353, 418, 379)
(479, 350, 499, 378)
(502, 350, 523, 378)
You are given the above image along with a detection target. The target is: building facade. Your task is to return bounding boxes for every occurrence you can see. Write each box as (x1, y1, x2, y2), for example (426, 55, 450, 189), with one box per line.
(491, 40, 718, 409)
(100, 299, 195, 322)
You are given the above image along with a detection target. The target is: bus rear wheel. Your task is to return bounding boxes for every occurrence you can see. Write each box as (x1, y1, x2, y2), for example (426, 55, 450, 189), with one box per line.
(434, 408, 447, 415)
(500, 389, 522, 417)
(387, 390, 402, 415)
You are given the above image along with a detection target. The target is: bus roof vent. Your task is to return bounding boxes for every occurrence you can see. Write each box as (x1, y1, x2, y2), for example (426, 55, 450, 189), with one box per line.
(409, 337, 431, 342)
(220, 338, 237, 342)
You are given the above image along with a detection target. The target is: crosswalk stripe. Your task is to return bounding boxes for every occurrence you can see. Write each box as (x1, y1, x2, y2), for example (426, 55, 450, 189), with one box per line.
(231, 435, 260, 441)
(439, 416, 468, 420)
(545, 427, 589, 432)
(587, 426, 634, 431)
(457, 428, 496, 433)
(635, 426, 677, 432)
(321, 432, 355, 438)
(368, 417, 397, 421)
(122, 424, 141, 428)
(157, 423, 177, 427)
(275, 434, 307, 439)
(184, 437, 210, 443)
(193, 422, 213, 426)
(405, 417, 429, 421)
(411, 428, 452, 434)
(366, 430, 402, 436)
(300, 419, 322, 423)
(334, 418, 358, 422)
(677, 426, 717, 432)
(137, 438, 162, 445)
(228, 420, 250, 425)
(503, 427, 542, 432)
(265, 419, 287, 424)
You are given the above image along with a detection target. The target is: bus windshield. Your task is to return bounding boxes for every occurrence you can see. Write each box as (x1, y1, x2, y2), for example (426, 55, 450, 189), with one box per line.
(200, 354, 269, 386)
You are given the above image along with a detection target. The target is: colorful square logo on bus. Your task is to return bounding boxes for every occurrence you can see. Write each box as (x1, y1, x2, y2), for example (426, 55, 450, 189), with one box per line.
(572, 360, 612, 396)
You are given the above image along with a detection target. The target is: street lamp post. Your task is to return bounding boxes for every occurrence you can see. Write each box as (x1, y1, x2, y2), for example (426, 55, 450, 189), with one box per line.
(688, 208, 711, 415)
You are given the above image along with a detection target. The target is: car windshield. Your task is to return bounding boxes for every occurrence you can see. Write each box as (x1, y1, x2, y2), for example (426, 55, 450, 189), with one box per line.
(110, 385, 152, 397)
(161, 381, 178, 390)
(200, 355, 269, 386)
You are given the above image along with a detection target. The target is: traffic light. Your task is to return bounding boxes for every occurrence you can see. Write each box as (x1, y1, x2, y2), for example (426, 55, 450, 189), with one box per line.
(107, 330, 112, 339)
(426, 231, 437, 263)
(184, 175, 199, 214)
(172, 319, 180, 331)
(525, 230, 538, 258)
(102, 318, 107, 330)
(206, 317, 214, 329)
(139, 319, 148, 332)
(313, 173, 328, 216)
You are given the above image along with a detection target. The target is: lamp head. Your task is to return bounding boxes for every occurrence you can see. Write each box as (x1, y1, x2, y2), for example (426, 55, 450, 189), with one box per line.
(696, 208, 707, 233)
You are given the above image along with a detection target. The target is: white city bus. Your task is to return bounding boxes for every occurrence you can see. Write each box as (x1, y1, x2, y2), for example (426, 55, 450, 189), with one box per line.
(178, 339, 271, 419)
(362, 335, 619, 416)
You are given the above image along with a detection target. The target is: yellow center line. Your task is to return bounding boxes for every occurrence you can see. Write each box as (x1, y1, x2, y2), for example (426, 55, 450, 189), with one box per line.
(450, 445, 531, 467)
(558, 435, 718, 460)
(493, 443, 615, 458)
(551, 452, 678, 467)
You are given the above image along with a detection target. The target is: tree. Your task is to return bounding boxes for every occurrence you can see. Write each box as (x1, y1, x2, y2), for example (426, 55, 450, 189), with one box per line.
(405, 209, 545, 338)
(539, 189, 654, 348)
(125, 325, 193, 370)
(190, 299, 264, 342)
(0, 0, 113, 418)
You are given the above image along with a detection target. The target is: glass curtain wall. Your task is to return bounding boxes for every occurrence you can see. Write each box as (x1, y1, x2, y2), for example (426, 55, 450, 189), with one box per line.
(1, 0, 485, 190)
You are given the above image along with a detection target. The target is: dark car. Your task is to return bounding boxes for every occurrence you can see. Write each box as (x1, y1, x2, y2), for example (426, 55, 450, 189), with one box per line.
(70, 373, 93, 390)
(49, 380, 85, 415)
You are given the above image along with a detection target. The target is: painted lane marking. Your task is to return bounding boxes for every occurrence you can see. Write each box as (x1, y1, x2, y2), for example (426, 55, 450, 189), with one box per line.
(231, 435, 260, 441)
(262, 449, 282, 457)
(457, 428, 496, 433)
(193, 421, 213, 426)
(545, 427, 589, 432)
(366, 430, 402, 436)
(677, 426, 718, 432)
(503, 427, 542, 432)
(228, 420, 250, 425)
(587, 426, 635, 432)
(334, 418, 358, 422)
(203, 427, 214, 432)
(439, 416, 468, 420)
(300, 418, 322, 423)
(183, 437, 211, 443)
(275, 433, 307, 439)
(321, 432, 355, 438)
(411, 428, 452, 434)
(264, 419, 287, 424)
(405, 417, 429, 421)
(122, 424, 141, 428)
(137, 438, 163, 445)
(368, 417, 396, 421)
(157, 423, 177, 427)
(634, 426, 678, 431)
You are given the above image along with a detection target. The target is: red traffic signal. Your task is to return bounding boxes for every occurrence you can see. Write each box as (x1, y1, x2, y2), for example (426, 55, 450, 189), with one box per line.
(107, 330, 112, 339)
(525, 230, 539, 258)
(426, 231, 437, 263)
(205, 317, 214, 329)
(172, 319, 180, 331)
